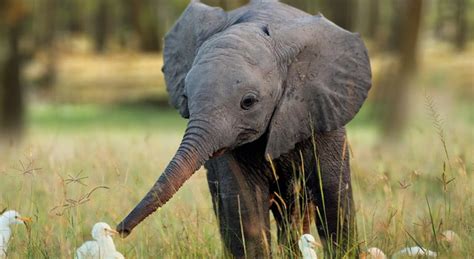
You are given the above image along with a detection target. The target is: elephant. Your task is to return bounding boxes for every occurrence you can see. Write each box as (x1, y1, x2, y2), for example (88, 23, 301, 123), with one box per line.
(117, 0, 371, 258)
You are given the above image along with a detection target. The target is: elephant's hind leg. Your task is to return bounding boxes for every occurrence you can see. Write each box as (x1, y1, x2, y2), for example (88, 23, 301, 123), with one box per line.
(206, 155, 271, 258)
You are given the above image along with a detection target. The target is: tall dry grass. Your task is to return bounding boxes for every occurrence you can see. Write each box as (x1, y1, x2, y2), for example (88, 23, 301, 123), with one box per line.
(0, 98, 471, 258)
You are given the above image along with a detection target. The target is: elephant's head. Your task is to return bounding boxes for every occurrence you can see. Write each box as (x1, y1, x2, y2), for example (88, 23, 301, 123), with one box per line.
(117, 0, 371, 236)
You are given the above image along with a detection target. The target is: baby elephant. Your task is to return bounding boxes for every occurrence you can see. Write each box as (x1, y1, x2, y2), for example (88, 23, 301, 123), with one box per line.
(117, 0, 371, 258)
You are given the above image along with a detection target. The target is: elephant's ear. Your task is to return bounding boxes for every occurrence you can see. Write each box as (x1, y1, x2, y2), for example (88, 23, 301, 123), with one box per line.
(162, 1, 228, 118)
(265, 15, 371, 160)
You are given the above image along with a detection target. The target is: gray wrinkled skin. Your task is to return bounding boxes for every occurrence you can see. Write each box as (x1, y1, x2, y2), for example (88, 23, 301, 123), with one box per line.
(117, 0, 371, 258)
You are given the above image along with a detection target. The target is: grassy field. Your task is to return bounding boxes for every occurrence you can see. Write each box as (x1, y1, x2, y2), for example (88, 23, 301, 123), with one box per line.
(0, 96, 472, 258)
(1, 44, 473, 258)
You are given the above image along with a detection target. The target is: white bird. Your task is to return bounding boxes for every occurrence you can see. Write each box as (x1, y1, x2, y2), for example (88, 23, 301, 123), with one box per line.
(362, 247, 387, 259)
(440, 230, 461, 251)
(75, 222, 124, 259)
(362, 231, 460, 259)
(362, 246, 438, 259)
(440, 230, 459, 243)
(0, 210, 32, 259)
(298, 234, 321, 259)
(393, 246, 437, 257)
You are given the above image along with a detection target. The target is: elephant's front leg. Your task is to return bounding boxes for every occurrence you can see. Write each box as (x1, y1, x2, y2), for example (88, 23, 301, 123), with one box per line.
(270, 179, 312, 257)
(312, 174, 357, 258)
(310, 128, 359, 258)
(206, 155, 271, 258)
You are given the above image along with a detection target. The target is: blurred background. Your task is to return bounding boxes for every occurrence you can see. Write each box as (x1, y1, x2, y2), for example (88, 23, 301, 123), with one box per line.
(0, 0, 472, 140)
(0, 1, 472, 257)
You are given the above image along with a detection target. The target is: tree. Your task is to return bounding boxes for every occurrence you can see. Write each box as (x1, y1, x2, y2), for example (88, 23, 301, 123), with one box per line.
(95, 0, 109, 53)
(374, 0, 423, 139)
(454, 0, 468, 51)
(129, 0, 162, 52)
(323, 0, 356, 31)
(434, 0, 446, 40)
(65, 0, 84, 33)
(38, 0, 57, 91)
(366, 0, 379, 39)
(0, 0, 29, 138)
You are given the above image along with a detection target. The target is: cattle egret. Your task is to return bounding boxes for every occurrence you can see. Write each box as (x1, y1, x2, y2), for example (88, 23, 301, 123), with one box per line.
(440, 230, 459, 243)
(393, 246, 437, 257)
(0, 210, 32, 259)
(360, 247, 387, 259)
(440, 230, 461, 251)
(75, 222, 124, 259)
(298, 234, 321, 259)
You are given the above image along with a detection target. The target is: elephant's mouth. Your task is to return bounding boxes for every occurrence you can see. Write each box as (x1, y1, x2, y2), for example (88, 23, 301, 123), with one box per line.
(236, 127, 261, 146)
(211, 129, 257, 158)
(212, 148, 228, 158)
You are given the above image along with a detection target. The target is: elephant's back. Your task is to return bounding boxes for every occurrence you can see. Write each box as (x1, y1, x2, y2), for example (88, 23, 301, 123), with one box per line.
(227, 1, 311, 27)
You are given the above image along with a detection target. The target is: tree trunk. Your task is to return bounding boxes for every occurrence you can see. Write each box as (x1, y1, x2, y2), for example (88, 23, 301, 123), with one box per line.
(386, 1, 402, 52)
(323, 0, 356, 31)
(39, 0, 57, 91)
(130, 0, 161, 52)
(0, 1, 28, 138)
(130, 0, 142, 49)
(67, 0, 84, 33)
(454, 0, 467, 51)
(434, 0, 445, 39)
(374, 0, 423, 139)
(366, 0, 379, 39)
(95, 0, 108, 53)
(398, 0, 422, 72)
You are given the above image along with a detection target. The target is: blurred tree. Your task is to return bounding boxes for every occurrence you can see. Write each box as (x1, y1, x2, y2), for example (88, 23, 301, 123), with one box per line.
(130, 0, 162, 52)
(434, 0, 446, 40)
(0, 0, 29, 137)
(65, 0, 84, 33)
(322, 0, 356, 31)
(374, 0, 423, 139)
(454, 0, 468, 51)
(366, 0, 379, 39)
(386, 1, 403, 52)
(37, 0, 57, 91)
(39, 0, 56, 47)
(95, 0, 109, 53)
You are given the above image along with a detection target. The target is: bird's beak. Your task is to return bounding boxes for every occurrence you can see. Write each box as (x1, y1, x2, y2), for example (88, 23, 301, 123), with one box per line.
(106, 228, 119, 235)
(19, 216, 32, 223)
(310, 240, 322, 248)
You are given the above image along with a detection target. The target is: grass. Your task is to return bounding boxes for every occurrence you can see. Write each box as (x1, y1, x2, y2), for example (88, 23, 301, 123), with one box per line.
(27, 103, 185, 132)
(1, 43, 472, 258)
(0, 95, 472, 258)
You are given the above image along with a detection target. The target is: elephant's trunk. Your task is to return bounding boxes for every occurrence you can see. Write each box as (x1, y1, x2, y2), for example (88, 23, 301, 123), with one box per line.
(117, 119, 216, 237)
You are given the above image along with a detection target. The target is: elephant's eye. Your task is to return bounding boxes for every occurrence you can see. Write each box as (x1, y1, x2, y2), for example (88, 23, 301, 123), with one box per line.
(241, 93, 258, 110)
